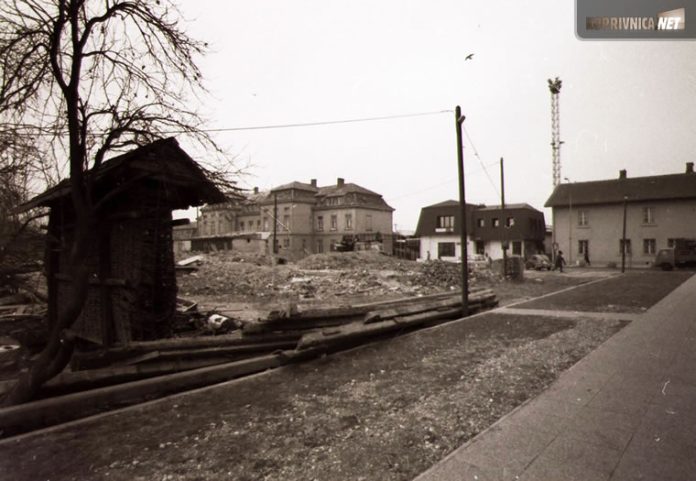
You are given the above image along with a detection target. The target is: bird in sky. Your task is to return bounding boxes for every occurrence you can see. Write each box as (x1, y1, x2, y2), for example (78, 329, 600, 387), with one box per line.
(465, 53, 474, 61)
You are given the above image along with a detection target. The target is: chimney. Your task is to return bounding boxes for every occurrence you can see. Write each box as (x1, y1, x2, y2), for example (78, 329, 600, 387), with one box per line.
(619, 169, 627, 180)
(310, 179, 317, 187)
(253, 187, 259, 194)
(337, 177, 345, 187)
(687, 162, 694, 174)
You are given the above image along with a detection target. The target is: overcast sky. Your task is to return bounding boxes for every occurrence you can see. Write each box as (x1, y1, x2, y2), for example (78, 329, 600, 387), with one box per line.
(176, 0, 696, 231)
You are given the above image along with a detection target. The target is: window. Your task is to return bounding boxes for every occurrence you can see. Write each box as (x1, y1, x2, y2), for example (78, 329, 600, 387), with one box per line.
(283, 238, 290, 248)
(283, 215, 290, 231)
(620, 239, 632, 255)
(578, 240, 589, 255)
(436, 216, 454, 231)
(578, 210, 588, 226)
(477, 218, 485, 228)
(316, 216, 324, 231)
(263, 217, 269, 231)
(643, 207, 654, 224)
(257, 219, 261, 230)
(438, 242, 456, 258)
(493, 218, 500, 227)
(211, 223, 216, 235)
(643, 239, 656, 255)
(240, 221, 245, 232)
(330, 214, 338, 231)
(345, 213, 353, 230)
(475, 240, 485, 255)
(366, 215, 373, 231)
(512, 241, 522, 255)
(302, 239, 307, 251)
(506, 217, 515, 227)
(316, 240, 324, 253)
(668, 238, 677, 248)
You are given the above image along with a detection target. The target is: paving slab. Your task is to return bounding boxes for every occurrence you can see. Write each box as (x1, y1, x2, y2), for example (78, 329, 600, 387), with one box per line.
(415, 273, 696, 481)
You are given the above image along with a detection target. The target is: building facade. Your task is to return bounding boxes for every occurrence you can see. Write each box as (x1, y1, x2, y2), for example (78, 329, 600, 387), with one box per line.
(415, 200, 545, 261)
(545, 164, 696, 267)
(194, 178, 394, 259)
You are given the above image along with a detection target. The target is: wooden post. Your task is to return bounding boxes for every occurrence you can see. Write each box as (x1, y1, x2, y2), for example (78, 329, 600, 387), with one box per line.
(500, 157, 507, 278)
(455, 106, 469, 316)
(621, 195, 627, 273)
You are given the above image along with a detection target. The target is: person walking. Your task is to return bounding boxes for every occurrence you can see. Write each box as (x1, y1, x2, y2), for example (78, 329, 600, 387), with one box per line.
(554, 250, 566, 273)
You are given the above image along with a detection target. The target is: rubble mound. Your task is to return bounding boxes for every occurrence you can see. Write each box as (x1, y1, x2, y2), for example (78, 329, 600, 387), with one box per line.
(296, 251, 408, 270)
(413, 261, 462, 289)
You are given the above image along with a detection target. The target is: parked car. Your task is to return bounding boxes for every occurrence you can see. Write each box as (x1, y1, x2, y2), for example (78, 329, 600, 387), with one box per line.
(525, 254, 551, 270)
(655, 239, 696, 270)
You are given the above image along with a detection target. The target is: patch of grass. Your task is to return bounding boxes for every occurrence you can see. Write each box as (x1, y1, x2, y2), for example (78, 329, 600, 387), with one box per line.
(517, 271, 692, 313)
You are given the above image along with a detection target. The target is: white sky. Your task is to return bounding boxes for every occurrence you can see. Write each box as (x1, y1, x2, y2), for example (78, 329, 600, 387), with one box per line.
(176, 0, 696, 231)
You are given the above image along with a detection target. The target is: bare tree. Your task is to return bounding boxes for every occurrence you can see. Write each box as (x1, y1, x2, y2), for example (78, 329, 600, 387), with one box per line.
(0, 0, 233, 404)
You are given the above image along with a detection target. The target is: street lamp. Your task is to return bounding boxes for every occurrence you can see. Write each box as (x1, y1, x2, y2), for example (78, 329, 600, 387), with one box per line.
(564, 177, 572, 265)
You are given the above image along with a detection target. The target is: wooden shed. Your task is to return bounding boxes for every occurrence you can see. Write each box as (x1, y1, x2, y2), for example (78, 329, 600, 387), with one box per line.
(22, 138, 226, 346)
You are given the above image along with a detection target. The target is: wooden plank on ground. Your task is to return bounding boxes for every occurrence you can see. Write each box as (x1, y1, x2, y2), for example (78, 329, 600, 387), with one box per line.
(0, 353, 286, 436)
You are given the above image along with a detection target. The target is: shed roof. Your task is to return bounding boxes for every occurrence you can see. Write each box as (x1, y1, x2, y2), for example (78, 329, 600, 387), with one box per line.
(20, 138, 229, 212)
(545, 171, 696, 207)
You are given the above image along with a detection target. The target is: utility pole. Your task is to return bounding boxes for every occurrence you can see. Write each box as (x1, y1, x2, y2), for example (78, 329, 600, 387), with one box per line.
(272, 193, 278, 255)
(455, 106, 469, 316)
(621, 195, 628, 273)
(500, 157, 507, 278)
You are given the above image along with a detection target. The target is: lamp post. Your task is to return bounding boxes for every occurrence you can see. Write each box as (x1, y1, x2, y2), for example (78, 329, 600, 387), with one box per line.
(564, 177, 572, 265)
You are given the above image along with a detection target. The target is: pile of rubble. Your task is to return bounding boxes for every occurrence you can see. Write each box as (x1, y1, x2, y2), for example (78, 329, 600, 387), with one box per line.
(177, 251, 503, 302)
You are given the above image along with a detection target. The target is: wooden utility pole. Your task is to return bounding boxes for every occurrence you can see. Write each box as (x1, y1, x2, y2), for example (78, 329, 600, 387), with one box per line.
(272, 193, 278, 255)
(621, 195, 627, 273)
(455, 106, 469, 316)
(500, 157, 507, 278)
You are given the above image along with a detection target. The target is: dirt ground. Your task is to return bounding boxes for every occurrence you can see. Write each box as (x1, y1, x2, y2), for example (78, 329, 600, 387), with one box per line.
(3, 257, 687, 481)
(1, 312, 627, 481)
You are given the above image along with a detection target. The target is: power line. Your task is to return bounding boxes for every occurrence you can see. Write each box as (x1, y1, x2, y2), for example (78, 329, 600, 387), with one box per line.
(462, 123, 500, 197)
(196, 109, 454, 133)
(386, 161, 499, 202)
(9, 109, 454, 137)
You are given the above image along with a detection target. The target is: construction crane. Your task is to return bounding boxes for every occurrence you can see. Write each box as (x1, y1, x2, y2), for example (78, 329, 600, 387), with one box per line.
(548, 77, 563, 187)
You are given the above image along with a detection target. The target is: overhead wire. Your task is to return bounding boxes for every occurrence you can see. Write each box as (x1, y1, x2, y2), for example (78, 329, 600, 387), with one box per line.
(462, 123, 501, 198)
(11, 109, 455, 136)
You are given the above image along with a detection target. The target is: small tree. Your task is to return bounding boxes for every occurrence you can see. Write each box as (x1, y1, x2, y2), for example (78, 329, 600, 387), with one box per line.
(0, 0, 232, 404)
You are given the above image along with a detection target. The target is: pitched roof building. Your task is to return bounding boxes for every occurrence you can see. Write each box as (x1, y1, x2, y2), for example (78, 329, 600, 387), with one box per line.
(415, 200, 545, 261)
(195, 178, 394, 259)
(545, 163, 696, 267)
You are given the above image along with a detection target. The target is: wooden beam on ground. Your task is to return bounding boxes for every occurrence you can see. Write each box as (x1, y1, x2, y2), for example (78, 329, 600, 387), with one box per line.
(0, 353, 286, 436)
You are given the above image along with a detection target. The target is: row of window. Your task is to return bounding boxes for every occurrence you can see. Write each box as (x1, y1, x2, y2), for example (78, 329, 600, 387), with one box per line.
(437, 215, 533, 230)
(574, 207, 655, 227)
(316, 213, 372, 232)
(576, 238, 669, 256)
(476, 217, 515, 228)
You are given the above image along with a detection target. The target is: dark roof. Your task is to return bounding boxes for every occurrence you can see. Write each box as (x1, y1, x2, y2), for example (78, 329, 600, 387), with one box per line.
(271, 181, 318, 193)
(415, 200, 545, 241)
(421, 200, 460, 209)
(545, 172, 696, 207)
(476, 203, 539, 212)
(20, 138, 228, 212)
(317, 183, 380, 197)
(414, 202, 477, 237)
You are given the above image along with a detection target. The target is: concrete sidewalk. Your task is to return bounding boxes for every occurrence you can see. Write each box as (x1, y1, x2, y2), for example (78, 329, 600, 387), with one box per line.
(415, 274, 696, 481)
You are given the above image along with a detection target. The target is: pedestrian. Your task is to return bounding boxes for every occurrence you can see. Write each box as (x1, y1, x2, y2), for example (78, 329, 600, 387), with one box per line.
(554, 250, 566, 273)
(584, 250, 590, 266)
